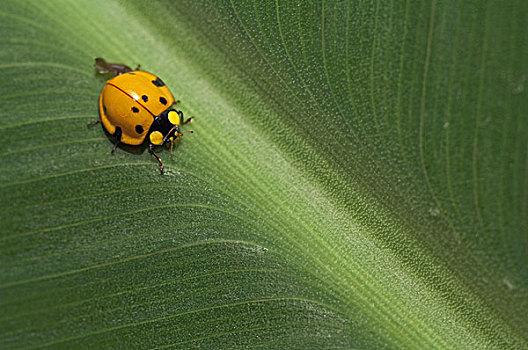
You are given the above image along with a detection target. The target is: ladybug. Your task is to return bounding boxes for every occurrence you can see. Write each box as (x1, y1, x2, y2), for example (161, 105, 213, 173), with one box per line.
(90, 58, 193, 174)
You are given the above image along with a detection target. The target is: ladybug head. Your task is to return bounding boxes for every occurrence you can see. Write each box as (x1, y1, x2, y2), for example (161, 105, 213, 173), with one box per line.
(148, 109, 183, 146)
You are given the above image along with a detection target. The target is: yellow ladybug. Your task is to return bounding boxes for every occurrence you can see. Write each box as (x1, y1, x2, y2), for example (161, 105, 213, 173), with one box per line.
(90, 58, 193, 174)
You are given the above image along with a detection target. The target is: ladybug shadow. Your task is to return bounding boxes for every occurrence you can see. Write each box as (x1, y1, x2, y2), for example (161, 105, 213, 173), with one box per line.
(102, 129, 147, 155)
(102, 129, 180, 156)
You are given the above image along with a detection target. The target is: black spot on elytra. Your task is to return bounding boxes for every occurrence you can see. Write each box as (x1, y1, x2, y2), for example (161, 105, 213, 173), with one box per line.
(131, 107, 139, 113)
(142, 95, 148, 102)
(159, 97, 167, 105)
(135, 125, 144, 134)
(114, 126, 122, 141)
(152, 77, 165, 87)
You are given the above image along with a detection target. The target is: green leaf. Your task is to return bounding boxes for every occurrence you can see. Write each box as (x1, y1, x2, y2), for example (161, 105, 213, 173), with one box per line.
(1, 0, 527, 348)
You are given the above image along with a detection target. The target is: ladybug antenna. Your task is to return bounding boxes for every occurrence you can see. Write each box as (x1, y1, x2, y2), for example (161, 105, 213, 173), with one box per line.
(163, 128, 193, 143)
(162, 125, 179, 143)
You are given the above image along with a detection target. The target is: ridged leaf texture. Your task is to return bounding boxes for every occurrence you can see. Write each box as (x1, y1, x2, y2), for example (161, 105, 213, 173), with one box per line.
(1, 1, 527, 348)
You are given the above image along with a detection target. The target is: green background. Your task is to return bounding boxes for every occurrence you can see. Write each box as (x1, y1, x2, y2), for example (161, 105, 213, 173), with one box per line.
(1, 0, 527, 348)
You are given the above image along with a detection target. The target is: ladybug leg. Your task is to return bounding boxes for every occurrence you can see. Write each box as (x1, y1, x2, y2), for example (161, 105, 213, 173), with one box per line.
(175, 110, 194, 126)
(111, 141, 120, 153)
(87, 119, 100, 127)
(149, 144, 164, 174)
(111, 127, 123, 153)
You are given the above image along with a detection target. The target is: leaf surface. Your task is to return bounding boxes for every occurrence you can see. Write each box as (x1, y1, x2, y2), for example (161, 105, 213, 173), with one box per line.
(1, 0, 527, 348)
